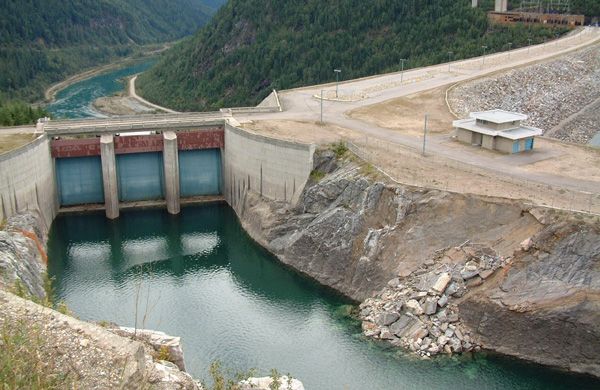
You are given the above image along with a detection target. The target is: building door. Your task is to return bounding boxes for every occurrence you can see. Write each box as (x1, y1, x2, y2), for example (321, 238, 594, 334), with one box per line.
(471, 132, 483, 146)
(525, 138, 534, 151)
(512, 141, 520, 153)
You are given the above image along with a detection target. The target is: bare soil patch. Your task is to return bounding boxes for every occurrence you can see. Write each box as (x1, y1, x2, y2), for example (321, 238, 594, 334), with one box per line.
(348, 87, 455, 136)
(0, 134, 37, 154)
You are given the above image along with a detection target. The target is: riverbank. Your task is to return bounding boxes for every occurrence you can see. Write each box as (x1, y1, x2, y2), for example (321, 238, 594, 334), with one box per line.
(43, 43, 173, 105)
(91, 74, 179, 116)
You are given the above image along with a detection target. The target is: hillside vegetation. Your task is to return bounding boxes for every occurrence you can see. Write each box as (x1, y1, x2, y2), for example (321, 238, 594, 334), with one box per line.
(137, 0, 565, 112)
(0, 0, 226, 102)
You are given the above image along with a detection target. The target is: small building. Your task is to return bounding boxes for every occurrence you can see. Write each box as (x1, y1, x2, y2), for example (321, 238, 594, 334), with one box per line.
(453, 110, 542, 154)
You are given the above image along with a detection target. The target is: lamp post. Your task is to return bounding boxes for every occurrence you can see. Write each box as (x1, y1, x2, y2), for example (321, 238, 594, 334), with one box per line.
(447, 51, 453, 72)
(528, 38, 532, 54)
(334, 69, 341, 98)
(481, 45, 488, 68)
(400, 59, 407, 84)
(507, 42, 512, 59)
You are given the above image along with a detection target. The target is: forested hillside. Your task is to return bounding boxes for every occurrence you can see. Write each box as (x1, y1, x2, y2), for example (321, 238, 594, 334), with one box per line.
(137, 0, 566, 112)
(0, 0, 226, 102)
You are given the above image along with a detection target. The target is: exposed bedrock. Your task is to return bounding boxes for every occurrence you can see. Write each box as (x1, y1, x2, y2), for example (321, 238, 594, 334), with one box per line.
(237, 150, 600, 377)
(459, 222, 600, 377)
(0, 211, 48, 298)
(240, 151, 542, 301)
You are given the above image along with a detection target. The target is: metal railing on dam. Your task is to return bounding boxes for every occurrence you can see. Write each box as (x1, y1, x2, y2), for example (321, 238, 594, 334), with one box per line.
(43, 112, 226, 136)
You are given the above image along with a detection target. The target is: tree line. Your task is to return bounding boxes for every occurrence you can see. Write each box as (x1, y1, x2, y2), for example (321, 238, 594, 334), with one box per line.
(137, 0, 568, 112)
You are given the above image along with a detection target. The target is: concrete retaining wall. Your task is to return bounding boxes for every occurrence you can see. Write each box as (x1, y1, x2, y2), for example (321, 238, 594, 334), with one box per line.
(0, 135, 57, 228)
(223, 123, 315, 213)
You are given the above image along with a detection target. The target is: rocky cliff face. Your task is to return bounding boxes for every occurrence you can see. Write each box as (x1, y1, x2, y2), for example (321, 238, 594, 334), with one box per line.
(239, 151, 542, 301)
(0, 211, 48, 299)
(459, 221, 600, 377)
(236, 150, 600, 377)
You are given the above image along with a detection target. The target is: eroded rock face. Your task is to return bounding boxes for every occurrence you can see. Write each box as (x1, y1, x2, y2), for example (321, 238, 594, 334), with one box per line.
(459, 223, 600, 377)
(236, 151, 600, 377)
(239, 153, 540, 301)
(0, 211, 48, 299)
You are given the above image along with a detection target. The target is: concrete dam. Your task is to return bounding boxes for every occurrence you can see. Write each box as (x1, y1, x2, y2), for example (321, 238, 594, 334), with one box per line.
(0, 114, 315, 225)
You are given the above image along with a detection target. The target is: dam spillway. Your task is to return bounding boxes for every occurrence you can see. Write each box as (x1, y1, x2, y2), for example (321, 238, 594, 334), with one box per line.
(0, 115, 315, 225)
(51, 128, 224, 215)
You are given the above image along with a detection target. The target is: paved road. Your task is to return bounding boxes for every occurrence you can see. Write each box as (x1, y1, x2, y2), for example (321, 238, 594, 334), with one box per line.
(1, 27, 598, 196)
(129, 75, 179, 114)
(236, 26, 600, 195)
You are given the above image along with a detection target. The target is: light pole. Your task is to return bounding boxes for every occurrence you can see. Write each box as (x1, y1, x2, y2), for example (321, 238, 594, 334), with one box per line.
(527, 38, 532, 54)
(507, 42, 512, 59)
(320, 90, 324, 124)
(400, 59, 407, 84)
(481, 45, 487, 68)
(334, 69, 341, 98)
(447, 51, 453, 72)
(422, 113, 429, 156)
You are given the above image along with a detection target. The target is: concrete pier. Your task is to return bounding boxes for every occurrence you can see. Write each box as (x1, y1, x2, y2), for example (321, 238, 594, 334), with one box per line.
(100, 134, 119, 219)
(163, 131, 180, 215)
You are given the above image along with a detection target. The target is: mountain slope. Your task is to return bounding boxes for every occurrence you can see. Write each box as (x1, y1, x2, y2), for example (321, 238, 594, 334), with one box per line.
(137, 0, 561, 111)
(0, 0, 226, 101)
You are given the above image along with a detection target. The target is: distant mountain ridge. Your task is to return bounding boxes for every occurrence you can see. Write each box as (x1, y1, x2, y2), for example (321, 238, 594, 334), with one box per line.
(136, 0, 564, 112)
(0, 0, 226, 101)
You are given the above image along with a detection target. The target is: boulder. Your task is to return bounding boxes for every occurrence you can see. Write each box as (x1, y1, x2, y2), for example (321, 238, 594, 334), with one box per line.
(405, 299, 423, 315)
(437, 295, 448, 308)
(431, 273, 451, 294)
(377, 312, 400, 327)
(423, 298, 438, 315)
(460, 262, 480, 280)
(389, 314, 415, 337)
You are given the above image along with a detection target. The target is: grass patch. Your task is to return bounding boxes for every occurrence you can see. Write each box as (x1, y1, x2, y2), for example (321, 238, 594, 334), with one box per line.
(310, 169, 325, 182)
(0, 134, 37, 154)
(330, 141, 348, 159)
(360, 163, 376, 177)
(0, 319, 74, 389)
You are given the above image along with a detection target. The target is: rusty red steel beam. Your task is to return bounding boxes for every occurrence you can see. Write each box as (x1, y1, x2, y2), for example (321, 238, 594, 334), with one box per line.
(51, 128, 225, 158)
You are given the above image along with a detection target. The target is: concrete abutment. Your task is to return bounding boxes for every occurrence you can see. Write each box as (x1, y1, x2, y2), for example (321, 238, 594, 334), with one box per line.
(1, 119, 315, 224)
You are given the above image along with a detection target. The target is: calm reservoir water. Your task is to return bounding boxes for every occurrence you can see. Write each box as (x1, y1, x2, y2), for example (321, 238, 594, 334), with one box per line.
(46, 204, 600, 389)
(47, 59, 156, 119)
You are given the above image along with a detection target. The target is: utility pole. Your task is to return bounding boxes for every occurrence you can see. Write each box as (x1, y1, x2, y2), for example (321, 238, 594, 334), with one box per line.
(481, 45, 488, 68)
(334, 69, 341, 98)
(400, 59, 407, 84)
(422, 113, 429, 156)
(447, 51, 453, 72)
(320, 90, 324, 124)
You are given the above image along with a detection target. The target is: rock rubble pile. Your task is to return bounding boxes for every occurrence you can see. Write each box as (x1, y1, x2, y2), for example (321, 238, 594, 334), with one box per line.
(359, 244, 510, 358)
(449, 45, 600, 144)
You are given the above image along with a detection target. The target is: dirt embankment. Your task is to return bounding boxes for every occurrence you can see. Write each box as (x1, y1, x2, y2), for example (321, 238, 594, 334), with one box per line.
(237, 149, 600, 377)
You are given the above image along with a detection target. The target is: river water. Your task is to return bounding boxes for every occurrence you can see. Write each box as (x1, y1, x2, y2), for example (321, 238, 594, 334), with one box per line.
(46, 204, 600, 389)
(46, 59, 156, 119)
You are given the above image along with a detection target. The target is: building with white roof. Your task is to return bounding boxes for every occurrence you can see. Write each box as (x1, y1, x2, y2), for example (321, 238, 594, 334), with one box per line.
(453, 109, 543, 154)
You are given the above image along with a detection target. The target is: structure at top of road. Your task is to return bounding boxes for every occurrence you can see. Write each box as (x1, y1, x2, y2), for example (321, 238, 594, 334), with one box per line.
(453, 110, 543, 154)
(473, 0, 586, 28)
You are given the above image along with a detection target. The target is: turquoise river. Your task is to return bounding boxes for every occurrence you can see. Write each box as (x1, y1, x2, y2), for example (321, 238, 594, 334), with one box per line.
(47, 59, 156, 119)
(47, 204, 600, 389)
